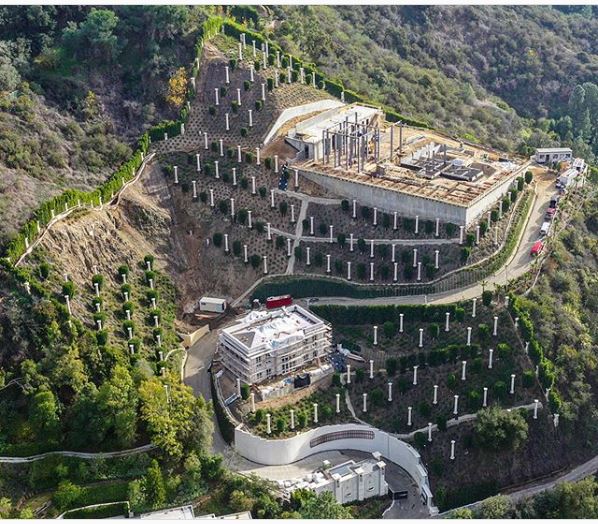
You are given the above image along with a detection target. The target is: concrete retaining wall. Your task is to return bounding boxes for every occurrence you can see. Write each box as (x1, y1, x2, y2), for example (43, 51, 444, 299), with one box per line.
(181, 324, 210, 348)
(234, 422, 437, 513)
(299, 168, 467, 225)
(264, 99, 344, 145)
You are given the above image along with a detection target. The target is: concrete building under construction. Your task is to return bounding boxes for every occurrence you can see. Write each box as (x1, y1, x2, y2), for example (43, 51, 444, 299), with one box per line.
(283, 103, 528, 226)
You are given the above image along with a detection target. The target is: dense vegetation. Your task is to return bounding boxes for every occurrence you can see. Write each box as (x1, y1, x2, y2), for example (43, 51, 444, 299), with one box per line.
(265, 6, 597, 160)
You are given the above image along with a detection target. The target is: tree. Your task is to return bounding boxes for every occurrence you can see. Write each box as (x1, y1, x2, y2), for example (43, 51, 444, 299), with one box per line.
(383, 320, 395, 338)
(62, 9, 120, 63)
(166, 67, 187, 108)
(451, 508, 474, 518)
(482, 290, 493, 306)
(230, 490, 255, 512)
(53, 480, 83, 511)
(478, 495, 512, 518)
(97, 364, 138, 447)
(143, 459, 167, 509)
(29, 388, 60, 443)
(297, 491, 353, 519)
(138, 376, 213, 458)
(474, 406, 528, 451)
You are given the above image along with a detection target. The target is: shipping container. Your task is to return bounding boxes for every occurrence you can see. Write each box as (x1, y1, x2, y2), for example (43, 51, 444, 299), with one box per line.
(199, 296, 227, 313)
(265, 294, 293, 309)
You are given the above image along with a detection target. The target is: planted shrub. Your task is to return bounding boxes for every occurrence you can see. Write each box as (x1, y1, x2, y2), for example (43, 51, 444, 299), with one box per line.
(208, 105, 216, 116)
(118, 265, 129, 276)
(250, 254, 260, 268)
(243, 80, 251, 91)
(213, 232, 223, 247)
(240, 127, 248, 137)
(62, 281, 76, 298)
(258, 187, 267, 198)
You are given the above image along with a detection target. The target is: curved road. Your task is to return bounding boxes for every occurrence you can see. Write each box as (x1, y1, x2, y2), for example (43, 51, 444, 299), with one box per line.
(311, 172, 555, 306)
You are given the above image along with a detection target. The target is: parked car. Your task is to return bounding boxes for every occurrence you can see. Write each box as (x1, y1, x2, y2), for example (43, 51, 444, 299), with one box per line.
(545, 208, 556, 221)
(530, 240, 544, 256)
(540, 222, 551, 237)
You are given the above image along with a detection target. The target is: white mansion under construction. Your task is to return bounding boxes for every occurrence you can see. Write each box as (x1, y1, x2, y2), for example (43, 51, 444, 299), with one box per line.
(218, 305, 332, 385)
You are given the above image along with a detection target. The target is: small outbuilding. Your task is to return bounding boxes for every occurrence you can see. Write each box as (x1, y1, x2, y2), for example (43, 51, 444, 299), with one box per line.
(199, 296, 227, 313)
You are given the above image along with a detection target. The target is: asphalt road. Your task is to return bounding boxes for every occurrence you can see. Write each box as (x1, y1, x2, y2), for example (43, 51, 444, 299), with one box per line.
(311, 174, 556, 307)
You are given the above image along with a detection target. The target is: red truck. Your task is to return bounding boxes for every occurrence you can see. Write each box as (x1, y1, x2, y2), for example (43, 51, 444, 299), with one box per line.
(265, 294, 293, 309)
(530, 240, 544, 257)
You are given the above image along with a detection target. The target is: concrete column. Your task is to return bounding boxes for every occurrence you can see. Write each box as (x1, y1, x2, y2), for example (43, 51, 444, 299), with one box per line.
(329, 225, 334, 243)
(266, 413, 271, 434)
(514, 316, 519, 328)
(336, 393, 340, 413)
(266, 222, 272, 240)
(290, 409, 295, 429)
(274, 155, 279, 173)
(488, 348, 494, 369)
(505, 295, 509, 308)
(407, 406, 412, 426)
(248, 109, 253, 127)
(263, 255, 268, 274)
(466, 326, 472, 346)
(214, 87, 219, 105)
(204, 132, 208, 149)
(524, 341, 529, 354)
(224, 234, 229, 253)
(196, 153, 201, 172)
(370, 262, 375, 282)
(306, 247, 311, 266)
(483, 387, 488, 407)
(236, 87, 242, 106)
(346, 364, 351, 384)
(249, 64, 255, 82)
(352, 199, 357, 219)
(461, 360, 467, 381)
(349, 233, 355, 252)
(369, 359, 374, 379)
(290, 204, 295, 223)
(232, 168, 237, 186)
(313, 403, 319, 423)
(428, 422, 433, 442)
(309, 216, 314, 235)
(174, 165, 178, 184)
(433, 384, 438, 405)
(493, 316, 498, 336)
(326, 254, 331, 273)
(287, 238, 292, 257)
(237, 145, 242, 163)
(225, 65, 230, 84)
(413, 248, 418, 268)
(370, 239, 375, 258)
(391, 244, 396, 263)
(453, 394, 459, 416)
(243, 245, 248, 263)
(450, 440, 456, 460)
(510, 374, 516, 394)
(472, 298, 477, 318)
(215, 160, 220, 178)
(238, 42, 243, 60)
(347, 261, 352, 280)
(230, 198, 235, 218)
(434, 250, 439, 269)
(417, 261, 422, 281)
(445, 312, 450, 332)
(476, 225, 480, 244)
(261, 83, 266, 101)
(252, 40, 256, 58)
(388, 382, 393, 402)
(399, 314, 404, 333)
(393, 262, 398, 282)
(247, 210, 252, 228)
(554, 414, 559, 427)
(373, 326, 378, 346)
(419, 329, 424, 349)
(373, 207, 378, 226)
(362, 394, 367, 413)
(435, 218, 440, 237)
(415, 215, 419, 234)
(270, 189, 275, 208)
(294, 168, 299, 189)
(533, 399, 539, 419)
(459, 225, 464, 244)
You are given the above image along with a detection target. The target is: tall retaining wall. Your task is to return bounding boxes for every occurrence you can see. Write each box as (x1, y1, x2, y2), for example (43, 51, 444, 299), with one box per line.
(298, 168, 467, 225)
(234, 422, 437, 514)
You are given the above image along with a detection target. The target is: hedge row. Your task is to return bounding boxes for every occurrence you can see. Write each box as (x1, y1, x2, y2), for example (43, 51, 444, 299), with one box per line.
(311, 303, 461, 325)
(210, 371, 235, 444)
(508, 293, 561, 411)
(221, 19, 430, 128)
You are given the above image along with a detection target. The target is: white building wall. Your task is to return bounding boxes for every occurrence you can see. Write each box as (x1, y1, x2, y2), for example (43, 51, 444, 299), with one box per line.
(234, 422, 437, 513)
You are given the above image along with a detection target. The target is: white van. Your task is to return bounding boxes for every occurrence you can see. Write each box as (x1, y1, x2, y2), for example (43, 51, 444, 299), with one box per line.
(540, 222, 551, 237)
